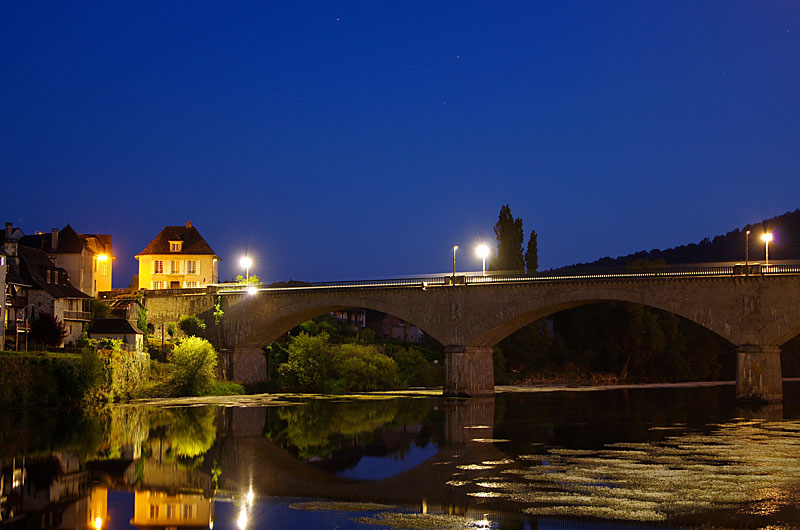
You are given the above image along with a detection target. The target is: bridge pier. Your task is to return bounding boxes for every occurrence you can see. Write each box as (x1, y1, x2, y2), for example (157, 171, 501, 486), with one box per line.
(443, 347, 494, 397)
(231, 347, 267, 385)
(736, 345, 782, 403)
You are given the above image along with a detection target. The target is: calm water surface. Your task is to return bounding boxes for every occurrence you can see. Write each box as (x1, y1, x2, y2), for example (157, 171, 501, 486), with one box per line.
(3, 383, 800, 529)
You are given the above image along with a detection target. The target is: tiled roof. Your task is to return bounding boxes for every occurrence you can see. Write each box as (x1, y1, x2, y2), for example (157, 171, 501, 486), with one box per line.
(90, 318, 145, 335)
(136, 224, 219, 257)
(16, 246, 90, 299)
(19, 224, 86, 254)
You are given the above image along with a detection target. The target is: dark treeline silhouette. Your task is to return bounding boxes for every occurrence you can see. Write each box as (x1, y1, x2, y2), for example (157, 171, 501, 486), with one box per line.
(553, 209, 800, 273)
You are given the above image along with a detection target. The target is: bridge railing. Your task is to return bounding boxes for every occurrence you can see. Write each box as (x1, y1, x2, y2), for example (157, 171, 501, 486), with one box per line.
(214, 263, 800, 293)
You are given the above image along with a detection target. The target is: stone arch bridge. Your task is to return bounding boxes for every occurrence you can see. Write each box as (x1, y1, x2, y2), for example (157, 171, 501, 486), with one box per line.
(143, 266, 800, 402)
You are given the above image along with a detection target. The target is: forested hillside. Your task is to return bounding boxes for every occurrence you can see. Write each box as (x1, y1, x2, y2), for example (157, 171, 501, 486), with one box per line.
(555, 209, 800, 273)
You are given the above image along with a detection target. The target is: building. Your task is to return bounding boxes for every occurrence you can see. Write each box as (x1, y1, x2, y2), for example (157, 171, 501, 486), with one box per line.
(13, 246, 91, 346)
(19, 224, 113, 297)
(0, 250, 5, 349)
(89, 318, 145, 351)
(135, 221, 219, 290)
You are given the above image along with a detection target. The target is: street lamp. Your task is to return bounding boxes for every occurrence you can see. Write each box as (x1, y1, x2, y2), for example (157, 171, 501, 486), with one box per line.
(239, 256, 252, 285)
(761, 232, 773, 267)
(745, 230, 750, 272)
(475, 244, 490, 276)
(452, 245, 458, 277)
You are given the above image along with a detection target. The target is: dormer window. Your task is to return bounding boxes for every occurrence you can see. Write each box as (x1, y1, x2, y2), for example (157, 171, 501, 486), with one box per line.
(169, 241, 183, 252)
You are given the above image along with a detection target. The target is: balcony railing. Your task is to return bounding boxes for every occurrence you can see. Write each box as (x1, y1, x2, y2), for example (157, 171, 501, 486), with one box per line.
(63, 311, 91, 321)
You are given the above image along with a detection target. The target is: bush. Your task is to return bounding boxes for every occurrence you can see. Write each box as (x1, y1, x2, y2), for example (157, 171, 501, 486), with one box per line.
(333, 343, 401, 391)
(387, 345, 437, 387)
(171, 337, 218, 396)
(178, 315, 206, 337)
(278, 332, 333, 392)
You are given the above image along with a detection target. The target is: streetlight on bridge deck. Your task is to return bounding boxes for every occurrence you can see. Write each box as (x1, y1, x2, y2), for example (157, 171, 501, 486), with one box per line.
(239, 256, 252, 284)
(475, 244, 490, 276)
(761, 232, 773, 267)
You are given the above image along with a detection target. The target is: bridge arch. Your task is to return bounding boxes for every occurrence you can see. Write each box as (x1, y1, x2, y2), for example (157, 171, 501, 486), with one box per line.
(464, 283, 737, 349)
(221, 290, 448, 350)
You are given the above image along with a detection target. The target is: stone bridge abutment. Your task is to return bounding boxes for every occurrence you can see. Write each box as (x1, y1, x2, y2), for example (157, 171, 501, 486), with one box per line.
(142, 275, 800, 403)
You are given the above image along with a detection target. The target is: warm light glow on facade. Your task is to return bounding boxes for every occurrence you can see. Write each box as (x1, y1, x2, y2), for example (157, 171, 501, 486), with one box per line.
(97, 254, 108, 262)
(94, 517, 103, 530)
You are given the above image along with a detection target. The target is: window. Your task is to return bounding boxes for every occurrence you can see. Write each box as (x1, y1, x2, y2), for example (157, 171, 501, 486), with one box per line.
(185, 281, 198, 288)
(153, 281, 164, 289)
(170, 260, 181, 274)
(186, 260, 197, 274)
(154, 260, 163, 274)
(100, 262, 108, 275)
(169, 241, 182, 252)
(150, 505, 159, 519)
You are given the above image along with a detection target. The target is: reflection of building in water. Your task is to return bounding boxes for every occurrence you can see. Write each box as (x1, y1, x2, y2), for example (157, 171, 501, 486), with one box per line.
(0, 455, 107, 529)
(130, 490, 213, 529)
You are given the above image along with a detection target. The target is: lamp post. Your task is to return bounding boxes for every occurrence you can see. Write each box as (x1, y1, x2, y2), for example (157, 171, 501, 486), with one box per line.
(745, 230, 750, 273)
(239, 256, 252, 285)
(475, 244, 490, 276)
(761, 232, 773, 267)
(452, 245, 458, 277)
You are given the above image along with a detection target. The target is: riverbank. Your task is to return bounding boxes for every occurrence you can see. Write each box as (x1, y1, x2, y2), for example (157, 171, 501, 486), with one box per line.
(123, 378, 800, 408)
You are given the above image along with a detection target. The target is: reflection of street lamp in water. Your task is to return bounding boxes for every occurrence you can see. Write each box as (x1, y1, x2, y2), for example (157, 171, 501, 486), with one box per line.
(761, 232, 773, 266)
(452, 245, 458, 277)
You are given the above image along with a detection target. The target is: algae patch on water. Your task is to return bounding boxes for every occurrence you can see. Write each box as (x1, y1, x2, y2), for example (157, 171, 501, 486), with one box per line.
(289, 501, 394, 512)
(354, 512, 493, 529)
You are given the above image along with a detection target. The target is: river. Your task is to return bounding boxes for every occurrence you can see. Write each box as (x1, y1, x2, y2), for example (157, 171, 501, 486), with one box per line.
(2, 382, 800, 529)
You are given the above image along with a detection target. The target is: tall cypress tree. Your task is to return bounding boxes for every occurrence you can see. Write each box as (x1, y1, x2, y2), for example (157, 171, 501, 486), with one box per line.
(525, 229, 538, 273)
(492, 205, 525, 272)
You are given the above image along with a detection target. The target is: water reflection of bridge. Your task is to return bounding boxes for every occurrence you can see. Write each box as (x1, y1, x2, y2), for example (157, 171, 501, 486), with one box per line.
(215, 399, 509, 510)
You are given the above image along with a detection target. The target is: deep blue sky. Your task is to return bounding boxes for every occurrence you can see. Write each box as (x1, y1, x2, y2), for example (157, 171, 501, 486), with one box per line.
(3, 1, 799, 287)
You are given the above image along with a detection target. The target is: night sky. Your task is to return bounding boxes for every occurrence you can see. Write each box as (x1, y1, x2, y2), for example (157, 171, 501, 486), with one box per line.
(3, 2, 800, 287)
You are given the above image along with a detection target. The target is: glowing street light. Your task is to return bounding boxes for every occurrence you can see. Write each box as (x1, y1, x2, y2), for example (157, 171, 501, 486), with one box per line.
(452, 245, 458, 277)
(761, 232, 773, 266)
(745, 230, 750, 271)
(94, 517, 103, 530)
(475, 244, 490, 276)
(239, 256, 252, 285)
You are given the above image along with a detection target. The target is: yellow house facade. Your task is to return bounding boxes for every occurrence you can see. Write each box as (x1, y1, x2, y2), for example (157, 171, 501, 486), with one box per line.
(135, 221, 219, 290)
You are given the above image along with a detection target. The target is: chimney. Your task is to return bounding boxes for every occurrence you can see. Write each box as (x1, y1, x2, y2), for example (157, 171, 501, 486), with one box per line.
(51, 228, 59, 250)
(186, 220, 192, 228)
(4, 222, 11, 239)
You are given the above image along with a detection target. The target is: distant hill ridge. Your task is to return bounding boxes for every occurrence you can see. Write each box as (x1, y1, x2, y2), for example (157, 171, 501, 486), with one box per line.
(553, 209, 800, 273)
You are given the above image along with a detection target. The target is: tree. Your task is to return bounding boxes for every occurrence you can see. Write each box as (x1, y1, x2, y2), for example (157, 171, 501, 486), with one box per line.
(30, 313, 67, 347)
(491, 204, 525, 272)
(90, 299, 110, 320)
(525, 229, 538, 273)
(235, 274, 260, 285)
(166, 322, 177, 339)
(278, 332, 333, 392)
(171, 336, 218, 396)
(179, 315, 207, 337)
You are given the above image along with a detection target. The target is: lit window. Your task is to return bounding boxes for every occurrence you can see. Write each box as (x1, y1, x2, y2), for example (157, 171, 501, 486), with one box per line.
(186, 260, 197, 274)
(170, 241, 182, 252)
(154, 260, 163, 274)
